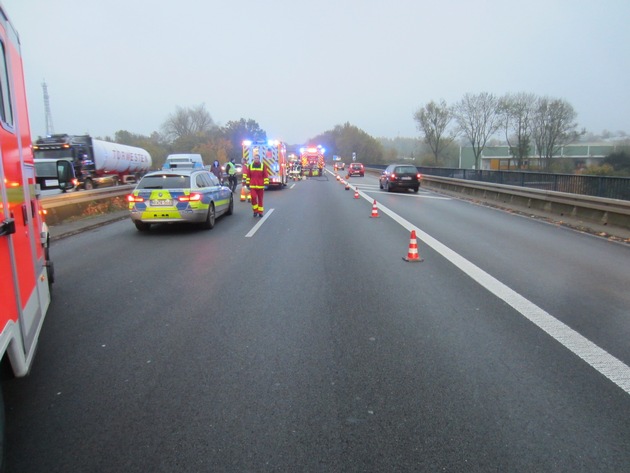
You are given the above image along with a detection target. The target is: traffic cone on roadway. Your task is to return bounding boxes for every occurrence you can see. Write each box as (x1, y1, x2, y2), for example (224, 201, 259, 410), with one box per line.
(345, 181, 350, 190)
(354, 188, 359, 199)
(370, 200, 379, 218)
(403, 230, 424, 263)
(240, 185, 251, 202)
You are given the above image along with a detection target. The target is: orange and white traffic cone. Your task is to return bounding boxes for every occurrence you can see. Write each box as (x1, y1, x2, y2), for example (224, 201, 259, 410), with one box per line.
(354, 188, 359, 199)
(403, 230, 424, 262)
(370, 200, 379, 218)
(240, 185, 250, 202)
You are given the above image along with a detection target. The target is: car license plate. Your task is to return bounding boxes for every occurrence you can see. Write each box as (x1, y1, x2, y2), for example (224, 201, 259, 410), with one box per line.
(150, 199, 173, 206)
(401, 177, 411, 180)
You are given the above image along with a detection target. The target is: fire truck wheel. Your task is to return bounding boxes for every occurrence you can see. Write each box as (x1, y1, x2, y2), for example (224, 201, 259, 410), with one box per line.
(201, 204, 215, 230)
(44, 245, 55, 286)
(226, 195, 234, 216)
(134, 221, 151, 232)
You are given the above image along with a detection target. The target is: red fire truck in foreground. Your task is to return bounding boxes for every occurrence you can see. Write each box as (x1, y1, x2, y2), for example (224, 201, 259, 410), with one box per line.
(0, 3, 73, 464)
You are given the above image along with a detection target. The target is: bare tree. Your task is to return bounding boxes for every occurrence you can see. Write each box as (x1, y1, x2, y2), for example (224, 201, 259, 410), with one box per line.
(161, 104, 216, 142)
(498, 92, 536, 169)
(453, 92, 501, 169)
(413, 99, 455, 164)
(531, 97, 582, 170)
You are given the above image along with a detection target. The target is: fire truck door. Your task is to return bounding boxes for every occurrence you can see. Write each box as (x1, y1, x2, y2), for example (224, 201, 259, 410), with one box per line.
(0, 148, 20, 335)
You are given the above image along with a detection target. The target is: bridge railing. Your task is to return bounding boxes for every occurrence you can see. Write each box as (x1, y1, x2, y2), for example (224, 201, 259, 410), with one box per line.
(412, 167, 630, 201)
(364, 164, 630, 233)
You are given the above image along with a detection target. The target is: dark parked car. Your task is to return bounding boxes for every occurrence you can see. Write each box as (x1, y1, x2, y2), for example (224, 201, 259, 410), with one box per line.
(379, 164, 421, 192)
(347, 163, 364, 177)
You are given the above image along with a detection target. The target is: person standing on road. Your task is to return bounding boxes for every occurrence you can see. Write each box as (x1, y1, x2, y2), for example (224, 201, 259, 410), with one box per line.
(243, 149, 269, 217)
(224, 158, 237, 192)
(210, 160, 222, 182)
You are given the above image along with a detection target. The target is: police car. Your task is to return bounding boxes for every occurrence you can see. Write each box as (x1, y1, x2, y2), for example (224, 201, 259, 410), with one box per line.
(127, 169, 233, 231)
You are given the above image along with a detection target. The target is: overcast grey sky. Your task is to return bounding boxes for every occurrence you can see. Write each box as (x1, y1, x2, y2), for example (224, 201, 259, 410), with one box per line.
(4, 0, 630, 144)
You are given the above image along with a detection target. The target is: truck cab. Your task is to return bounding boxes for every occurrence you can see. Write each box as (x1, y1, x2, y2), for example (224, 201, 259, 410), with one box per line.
(34, 158, 79, 195)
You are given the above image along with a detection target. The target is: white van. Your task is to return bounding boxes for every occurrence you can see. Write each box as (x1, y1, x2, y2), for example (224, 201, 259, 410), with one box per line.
(162, 154, 204, 170)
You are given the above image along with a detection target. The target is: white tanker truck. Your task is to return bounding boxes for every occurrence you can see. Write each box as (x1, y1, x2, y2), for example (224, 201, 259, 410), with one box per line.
(34, 134, 152, 189)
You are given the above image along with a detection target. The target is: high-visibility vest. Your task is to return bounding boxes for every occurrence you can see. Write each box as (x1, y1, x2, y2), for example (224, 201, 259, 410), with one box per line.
(244, 161, 269, 188)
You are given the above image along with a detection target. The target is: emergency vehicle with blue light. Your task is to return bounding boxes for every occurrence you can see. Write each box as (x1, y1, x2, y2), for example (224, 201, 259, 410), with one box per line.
(242, 140, 288, 188)
(300, 145, 326, 177)
(0, 3, 73, 465)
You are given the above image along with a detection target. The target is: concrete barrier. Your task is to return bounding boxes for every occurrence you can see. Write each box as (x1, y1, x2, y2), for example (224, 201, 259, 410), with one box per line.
(421, 175, 630, 232)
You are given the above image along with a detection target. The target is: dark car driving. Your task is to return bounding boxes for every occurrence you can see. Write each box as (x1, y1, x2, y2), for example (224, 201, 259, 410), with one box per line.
(379, 164, 421, 193)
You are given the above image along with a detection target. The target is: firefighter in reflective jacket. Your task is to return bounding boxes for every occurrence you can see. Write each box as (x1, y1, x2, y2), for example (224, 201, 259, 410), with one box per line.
(243, 149, 269, 217)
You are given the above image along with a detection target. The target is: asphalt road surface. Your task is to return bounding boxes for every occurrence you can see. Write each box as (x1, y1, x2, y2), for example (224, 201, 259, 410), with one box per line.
(4, 169, 630, 472)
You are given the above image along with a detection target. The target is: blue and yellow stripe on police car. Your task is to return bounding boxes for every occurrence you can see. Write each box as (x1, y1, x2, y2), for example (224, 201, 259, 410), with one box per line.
(214, 196, 230, 208)
(129, 189, 210, 219)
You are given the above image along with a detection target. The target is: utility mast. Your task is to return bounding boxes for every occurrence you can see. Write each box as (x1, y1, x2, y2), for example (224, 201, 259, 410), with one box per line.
(42, 80, 54, 135)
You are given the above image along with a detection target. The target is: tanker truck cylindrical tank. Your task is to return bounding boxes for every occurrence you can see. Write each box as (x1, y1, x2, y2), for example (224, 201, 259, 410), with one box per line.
(91, 139, 152, 174)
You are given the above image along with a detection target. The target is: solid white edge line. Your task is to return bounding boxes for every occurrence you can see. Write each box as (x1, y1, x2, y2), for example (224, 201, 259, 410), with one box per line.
(245, 208, 274, 238)
(355, 187, 630, 395)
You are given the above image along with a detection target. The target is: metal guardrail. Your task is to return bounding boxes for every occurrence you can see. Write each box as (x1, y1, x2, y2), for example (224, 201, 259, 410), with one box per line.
(416, 167, 630, 201)
(365, 165, 630, 233)
(42, 170, 630, 234)
(41, 185, 133, 208)
(41, 186, 132, 225)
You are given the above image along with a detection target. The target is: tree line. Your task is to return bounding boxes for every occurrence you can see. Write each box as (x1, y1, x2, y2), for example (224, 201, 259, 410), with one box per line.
(99, 105, 267, 170)
(95, 104, 393, 169)
(413, 92, 590, 171)
(96, 98, 628, 175)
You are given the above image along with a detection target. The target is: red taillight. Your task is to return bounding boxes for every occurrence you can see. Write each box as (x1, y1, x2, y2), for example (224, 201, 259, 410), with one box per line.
(390, 173, 396, 181)
(178, 193, 202, 202)
(127, 194, 144, 203)
(417, 173, 422, 179)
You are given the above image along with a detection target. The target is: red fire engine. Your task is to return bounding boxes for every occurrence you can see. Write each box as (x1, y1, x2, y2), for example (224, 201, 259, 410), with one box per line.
(299, 145, 326, 177)
(0, 3, 72, 460)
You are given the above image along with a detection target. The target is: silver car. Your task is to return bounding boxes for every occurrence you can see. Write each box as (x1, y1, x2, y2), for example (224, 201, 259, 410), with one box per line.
(127, 169, 233, 231)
